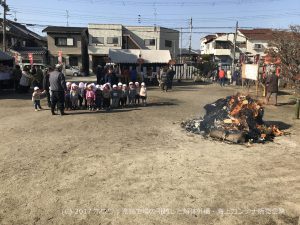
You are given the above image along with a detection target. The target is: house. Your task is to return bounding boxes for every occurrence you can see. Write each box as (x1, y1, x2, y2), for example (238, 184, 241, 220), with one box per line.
(88, 24, 179, 72)
(238, 29, 273, 63)
(200, 29, 274, 65)
(0, 19, 47, 64)
(177, 48, 200, 64)
(42, 26, 89, 74)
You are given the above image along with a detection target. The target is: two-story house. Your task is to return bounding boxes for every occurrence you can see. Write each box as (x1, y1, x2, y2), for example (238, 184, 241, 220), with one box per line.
(42, 26, 89, 74)
(200, 29, 274, 65)
(0, 19, 47, 64)
(238, 29, 273, 63)
(88, 24, 179, 72)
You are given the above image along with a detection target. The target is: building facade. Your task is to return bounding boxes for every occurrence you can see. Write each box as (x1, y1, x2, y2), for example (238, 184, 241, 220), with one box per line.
(88, 24, 179, 73)
(200, 29, 274, 65)
(43, 26, 89, 74)
(0, 19, 47, 64)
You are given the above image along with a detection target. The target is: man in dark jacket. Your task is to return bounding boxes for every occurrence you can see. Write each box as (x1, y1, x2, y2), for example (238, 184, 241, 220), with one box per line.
(96, 65, 103, 85)
(265, 68, 279, 105)
(43, 67, 53, 107)
(49, 64, 67, 115)
(166, 66, 176, 90)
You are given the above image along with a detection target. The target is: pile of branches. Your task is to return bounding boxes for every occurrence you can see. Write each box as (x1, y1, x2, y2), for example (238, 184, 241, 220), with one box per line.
(182, 94, 283, 144)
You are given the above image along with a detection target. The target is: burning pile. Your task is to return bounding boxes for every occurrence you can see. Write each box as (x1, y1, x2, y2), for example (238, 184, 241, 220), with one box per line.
(182, 94, 283, 144)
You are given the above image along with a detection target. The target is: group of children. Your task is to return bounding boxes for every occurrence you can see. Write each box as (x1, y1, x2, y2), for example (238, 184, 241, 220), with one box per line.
(32, 81, 147, 112)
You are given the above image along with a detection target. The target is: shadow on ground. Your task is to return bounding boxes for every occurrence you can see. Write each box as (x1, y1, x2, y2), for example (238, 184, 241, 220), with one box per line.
(264, 120, 292, 130)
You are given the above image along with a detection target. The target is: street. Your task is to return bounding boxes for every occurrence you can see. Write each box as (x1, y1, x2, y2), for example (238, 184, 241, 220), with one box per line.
(0, 83, 299, 225)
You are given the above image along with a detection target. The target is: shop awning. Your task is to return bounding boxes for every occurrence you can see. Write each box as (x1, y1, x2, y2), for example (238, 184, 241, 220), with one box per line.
(109, 49, 171, 64)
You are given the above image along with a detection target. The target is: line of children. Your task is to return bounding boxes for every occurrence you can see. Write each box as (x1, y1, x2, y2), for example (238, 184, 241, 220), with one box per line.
(33, 81, 147, 112)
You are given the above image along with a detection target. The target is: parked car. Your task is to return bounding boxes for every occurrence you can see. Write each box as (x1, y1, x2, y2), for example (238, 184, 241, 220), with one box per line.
(20, 63, 48, 72)
(64, 65, 82, 76)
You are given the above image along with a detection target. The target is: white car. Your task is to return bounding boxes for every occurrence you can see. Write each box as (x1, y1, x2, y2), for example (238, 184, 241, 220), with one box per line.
(64, 65, 81, 76)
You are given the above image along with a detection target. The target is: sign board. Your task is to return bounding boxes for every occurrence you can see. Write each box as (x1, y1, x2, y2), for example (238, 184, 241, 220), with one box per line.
(28, 53, 33, 65)
(242, 64, 258, 80)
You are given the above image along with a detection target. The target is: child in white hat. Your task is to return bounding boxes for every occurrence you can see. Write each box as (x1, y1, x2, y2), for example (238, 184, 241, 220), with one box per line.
(134, 82, 140, 105)
(140, 82, 147, 106)
(86, 84, 96, 110)
(102, 83, 111, 111)
(65, 82, 72, 111)
(128, 82, 136, 106)
(111, 84, 120, 109)
(120, 84, 129, 107)
(70, 83, 79, 110)
(32, 86, 46, 111)
(95, 84, 103, 111)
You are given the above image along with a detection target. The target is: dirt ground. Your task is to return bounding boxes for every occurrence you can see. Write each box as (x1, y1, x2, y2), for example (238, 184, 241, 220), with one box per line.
(0, 82, 299, 225)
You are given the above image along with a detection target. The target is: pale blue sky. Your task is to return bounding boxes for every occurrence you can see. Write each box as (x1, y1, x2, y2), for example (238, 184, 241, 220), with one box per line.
(6, 0, 300, 49)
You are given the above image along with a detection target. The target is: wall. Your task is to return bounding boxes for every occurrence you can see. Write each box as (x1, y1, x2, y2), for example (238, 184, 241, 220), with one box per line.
(47, 33, 82, 55)
(159, 27, 179, 58)
(88, 24, 123, 55)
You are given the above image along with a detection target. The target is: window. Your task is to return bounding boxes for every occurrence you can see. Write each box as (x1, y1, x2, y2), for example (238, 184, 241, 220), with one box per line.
(165, 40, 172, 48)
(254, 44, 263, 49)
(107, 37, 119, 44)
(145, 39, 156, 46)
(55, 37, 74, 46)
(92, 37, 104, 44)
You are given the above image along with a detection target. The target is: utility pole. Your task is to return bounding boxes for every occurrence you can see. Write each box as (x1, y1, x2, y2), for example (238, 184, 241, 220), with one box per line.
(1, 0, 9, 52)
(189, 17, 192, 56)
(66, 10, 69, 27)
(180, 27, 182, 63)
(232, 21, 238, 75)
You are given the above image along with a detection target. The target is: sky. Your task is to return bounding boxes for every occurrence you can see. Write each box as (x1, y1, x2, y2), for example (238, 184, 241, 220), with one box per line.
(6, 0, 300, 49)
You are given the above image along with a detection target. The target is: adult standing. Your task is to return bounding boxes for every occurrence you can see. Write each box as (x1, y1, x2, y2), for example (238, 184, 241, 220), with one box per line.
(11, 65, 22, 92)
(96, 65, 103, 85)
(232, 69, 240, 86)
(130, 68, 137, 82)
(19, 67, 32, 93)
(166, 66, 176, 90)
(226, 69, 232, 85)
(49, 64, 67, 115)
(265, 68, 279, 106)
(218, 68, 225, 87)
(43, 67, 53, 107)
(159, 67, 168, 92)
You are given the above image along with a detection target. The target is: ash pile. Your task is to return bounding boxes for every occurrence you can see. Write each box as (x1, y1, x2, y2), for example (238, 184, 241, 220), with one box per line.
(182, 94, 283, 144)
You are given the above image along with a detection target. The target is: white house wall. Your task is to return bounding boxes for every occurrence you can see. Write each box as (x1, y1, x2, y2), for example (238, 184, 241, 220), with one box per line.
(88, 24, 123, 55)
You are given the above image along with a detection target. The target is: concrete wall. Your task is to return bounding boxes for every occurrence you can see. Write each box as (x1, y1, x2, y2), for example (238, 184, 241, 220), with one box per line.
(47, 33, 82, 55)
(88, 24, 123, 55)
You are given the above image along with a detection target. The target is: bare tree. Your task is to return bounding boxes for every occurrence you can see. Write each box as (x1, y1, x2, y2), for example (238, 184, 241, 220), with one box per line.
(267, 26, 300, 91)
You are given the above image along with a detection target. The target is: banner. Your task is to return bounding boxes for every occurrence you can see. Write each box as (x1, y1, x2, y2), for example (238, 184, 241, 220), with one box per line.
(58, 50, 63, 64)
(28, 53, 33, 65)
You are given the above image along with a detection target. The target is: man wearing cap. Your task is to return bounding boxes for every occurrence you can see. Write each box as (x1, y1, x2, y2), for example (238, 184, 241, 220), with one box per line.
(49, 64, 67, 115)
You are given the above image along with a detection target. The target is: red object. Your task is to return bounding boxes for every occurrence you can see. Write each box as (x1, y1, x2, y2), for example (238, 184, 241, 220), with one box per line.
(28, 53, 33, 65)
(58, 50, 63, 64)
(276, 66, 281, 76)
(219, 69, 225, 78)
(14, 53, 19, 64)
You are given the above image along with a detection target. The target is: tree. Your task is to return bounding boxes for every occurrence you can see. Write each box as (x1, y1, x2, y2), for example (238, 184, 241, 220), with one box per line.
(267, 26, 300, 91)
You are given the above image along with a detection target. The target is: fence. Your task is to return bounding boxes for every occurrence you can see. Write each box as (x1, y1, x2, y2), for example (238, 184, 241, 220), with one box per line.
(172, 64, 201, 80)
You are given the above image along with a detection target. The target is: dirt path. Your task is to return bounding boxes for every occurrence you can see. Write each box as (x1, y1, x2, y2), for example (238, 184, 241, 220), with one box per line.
(0, 83, 299, 225)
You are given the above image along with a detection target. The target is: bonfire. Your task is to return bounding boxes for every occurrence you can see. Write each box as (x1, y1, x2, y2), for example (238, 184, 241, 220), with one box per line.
(182, 94, 283, 144)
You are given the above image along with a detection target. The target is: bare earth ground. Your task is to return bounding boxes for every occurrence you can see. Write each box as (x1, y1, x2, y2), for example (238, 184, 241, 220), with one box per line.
(0, 82, 299, 225)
